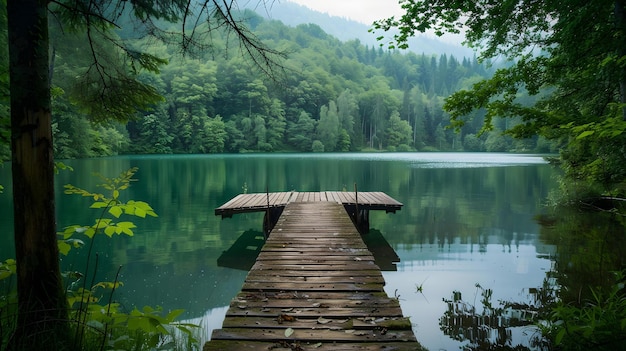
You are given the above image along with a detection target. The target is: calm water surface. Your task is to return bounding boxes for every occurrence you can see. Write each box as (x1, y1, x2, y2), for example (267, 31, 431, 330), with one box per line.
(0, 153, 558, 350)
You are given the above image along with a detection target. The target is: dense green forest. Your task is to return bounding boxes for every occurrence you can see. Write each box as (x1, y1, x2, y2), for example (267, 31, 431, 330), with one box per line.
(0, 9, 554, 160)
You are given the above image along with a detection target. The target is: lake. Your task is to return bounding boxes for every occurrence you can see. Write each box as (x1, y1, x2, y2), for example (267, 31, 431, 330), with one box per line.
(0, 153, 561, 349)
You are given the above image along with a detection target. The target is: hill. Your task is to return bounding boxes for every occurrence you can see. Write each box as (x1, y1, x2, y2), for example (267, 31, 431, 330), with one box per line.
(244, 1, 475, 58)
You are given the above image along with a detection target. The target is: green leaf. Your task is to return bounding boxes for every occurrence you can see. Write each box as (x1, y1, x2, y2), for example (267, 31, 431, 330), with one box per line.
(135, 207, 146, 218)
(84, 227, 96, 239)
(90, 202, 108, 209)
(285, 327, 294, 338)
(117, 221, 136, 236)
(104, 226, 116, 237)
(109, 205, 123, 218)
(555, 327, 567, 345)
(576, 130, 595, 139)
(128, 316, 152, 332)
(1, 259, 17, 274)
(113, 189, 120, 199)
(166, 309, 185, 322)
(94, 281, 124, 289)
(58, 240, 71, 256)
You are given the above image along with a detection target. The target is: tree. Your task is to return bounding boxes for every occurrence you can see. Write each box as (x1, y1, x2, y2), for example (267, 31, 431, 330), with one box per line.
(202, 116, 227, 153)
(336, 89, 358, 146)
(374, 0, 626, 189)
(266, 99, 287, 150)
(5, 0, 282, 348)
(288, 111, 316, 151)
(317, 102, 340, 152)
(386, 111, 413, 148)
(8, 1, 69, 348)
(139, 111, 173, 154)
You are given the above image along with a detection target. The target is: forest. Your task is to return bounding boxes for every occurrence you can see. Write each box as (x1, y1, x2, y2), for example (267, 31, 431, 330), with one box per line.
(0, 8, 554, 161)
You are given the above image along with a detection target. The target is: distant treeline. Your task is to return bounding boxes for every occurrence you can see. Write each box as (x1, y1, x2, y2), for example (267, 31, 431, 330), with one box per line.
(6, 9, 557, 160)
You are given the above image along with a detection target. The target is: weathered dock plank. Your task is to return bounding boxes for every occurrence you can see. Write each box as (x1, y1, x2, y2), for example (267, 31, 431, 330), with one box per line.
(204, 340, 421, 351)
(204, 202, 424, 351)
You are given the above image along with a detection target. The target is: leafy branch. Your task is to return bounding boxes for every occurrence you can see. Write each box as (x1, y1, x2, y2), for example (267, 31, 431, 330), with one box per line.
(58, 167, 157, 255)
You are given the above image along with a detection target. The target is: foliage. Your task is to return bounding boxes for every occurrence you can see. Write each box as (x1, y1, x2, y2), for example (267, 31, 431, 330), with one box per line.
(530, 204, 626, 350)
(539, 271, 626, 351)
(311, 140, 324, 152)
(31, 7, 552, 157)
(0, 168, 197, 350)
(386, 111, 413, 148)
(373, 0, 626, 191)
(58, 167, 157, 255)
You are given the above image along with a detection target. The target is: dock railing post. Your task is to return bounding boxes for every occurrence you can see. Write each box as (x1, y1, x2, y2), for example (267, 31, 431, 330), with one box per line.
(354, 182, 359, 227)
(264, 185, 270, 238)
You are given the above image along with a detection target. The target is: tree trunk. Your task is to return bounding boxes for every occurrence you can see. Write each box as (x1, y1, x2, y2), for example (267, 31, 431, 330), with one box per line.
(7, 0, 70, 349)
(616, 0, 626, 120)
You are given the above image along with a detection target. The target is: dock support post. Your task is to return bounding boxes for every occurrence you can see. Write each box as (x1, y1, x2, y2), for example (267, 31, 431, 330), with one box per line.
(263, 207, 284, 235)
(354, 182, 359, 226)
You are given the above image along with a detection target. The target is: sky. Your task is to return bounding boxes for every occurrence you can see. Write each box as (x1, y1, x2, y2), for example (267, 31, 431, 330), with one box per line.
(284, 0, 404, 25)
(279, 0, 465, 45)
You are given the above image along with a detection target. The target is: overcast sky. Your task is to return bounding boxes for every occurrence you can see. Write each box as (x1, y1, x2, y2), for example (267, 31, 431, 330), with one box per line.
(284, 0, 403, 25)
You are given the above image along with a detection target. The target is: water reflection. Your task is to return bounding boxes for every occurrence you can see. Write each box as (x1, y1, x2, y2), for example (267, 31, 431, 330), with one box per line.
(217, 230, 265, 271)
(0, 153, 560, 350)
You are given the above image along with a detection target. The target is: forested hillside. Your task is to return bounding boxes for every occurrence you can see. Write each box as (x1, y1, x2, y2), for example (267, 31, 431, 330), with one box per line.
(1, 8, 555, 160)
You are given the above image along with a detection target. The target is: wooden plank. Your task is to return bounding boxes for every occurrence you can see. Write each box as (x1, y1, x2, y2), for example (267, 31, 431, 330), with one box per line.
(235, 291, 392, 301)
(256, 254, 375, 261)
(218, 316, 415, 333)
(204, 340, 425, 351)
(241, 282, 384, 292)
(339, 191, 354, 204)
(251, 263, 378, 271)
(227, 303, 401, 315)
(238, 193, 263, 209)
(243, 274, 385, 285)
(229, 296, 398, 309)
(257, 250, 373, 258)
(245, 269, 381, 278)
(215, 194, 245, 210)
(358, 192, 375, 205)
(278, 191, 293, 205)
(267, 192, 280, 205)
(210, 327, 417, 342)
(295, 192, 305, 202)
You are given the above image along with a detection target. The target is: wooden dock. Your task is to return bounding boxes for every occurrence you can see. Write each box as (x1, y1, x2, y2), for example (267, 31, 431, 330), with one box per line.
(204, 201, 425, 351)
(215, 191, 403, 234)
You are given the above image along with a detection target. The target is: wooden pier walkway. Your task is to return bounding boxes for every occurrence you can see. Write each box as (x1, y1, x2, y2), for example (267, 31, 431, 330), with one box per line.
(204, 201, 424, 351)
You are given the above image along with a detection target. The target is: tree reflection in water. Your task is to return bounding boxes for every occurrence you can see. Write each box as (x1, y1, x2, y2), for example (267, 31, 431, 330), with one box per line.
(439, 282, 553, 351)
(439, 205, 626, 351)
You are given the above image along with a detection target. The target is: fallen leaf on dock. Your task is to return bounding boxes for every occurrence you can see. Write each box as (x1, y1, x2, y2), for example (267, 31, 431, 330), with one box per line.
(317, 317, 331, 324)
(280, 314, 296, 322)
(285, 327, 294, 337)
